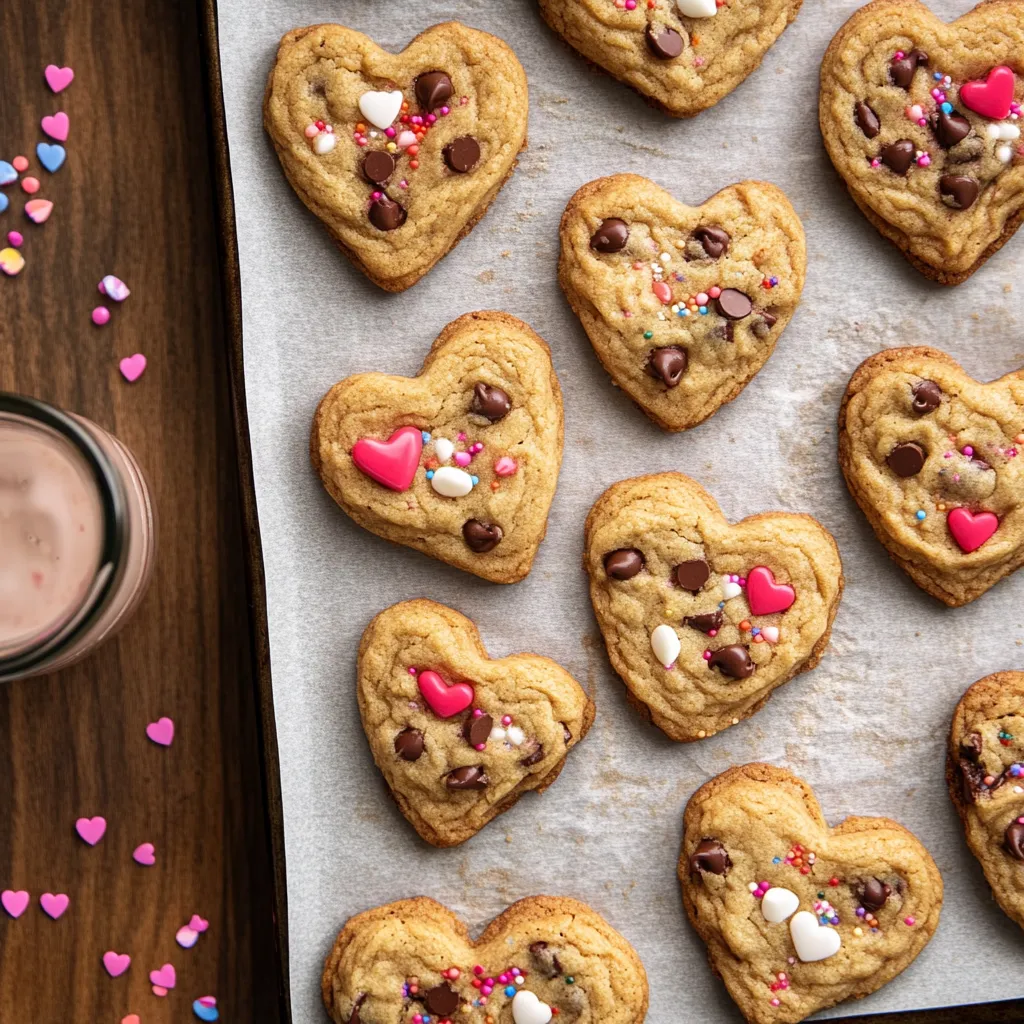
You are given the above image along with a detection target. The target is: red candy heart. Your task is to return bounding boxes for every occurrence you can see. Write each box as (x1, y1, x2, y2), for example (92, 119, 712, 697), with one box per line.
(351, 425, 422, 491)
(947, 507, 998, 553)
(959, 66, 1015, 121)
(417, 670, 474, 718)
(745, 565, 796, 616)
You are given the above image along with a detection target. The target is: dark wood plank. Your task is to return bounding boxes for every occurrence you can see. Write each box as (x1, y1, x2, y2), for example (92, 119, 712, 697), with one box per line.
(0, 0, 282, 1020)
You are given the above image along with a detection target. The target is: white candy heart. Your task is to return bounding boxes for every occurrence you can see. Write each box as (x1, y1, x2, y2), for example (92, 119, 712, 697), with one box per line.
(789, 910, 841, 962)
(430, 466, 474, 498)
(651, 623, 681, 668)
(722, 581, 742, 600)
(987, 123, 1021, 141)
(358, 90, 403, 130)
(512, 990, 553, 1024)
(677, 0, 717, 16)
(434, 437, 455, 463)
(761, 887, 800, 924)
(506, 725, 525, 745)
(761, 626, 779, 644)
(997, 144, 1013, 164)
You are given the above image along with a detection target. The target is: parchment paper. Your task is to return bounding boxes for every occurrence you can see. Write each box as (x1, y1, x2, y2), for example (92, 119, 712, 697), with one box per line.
(217, 1, 1024, 1019)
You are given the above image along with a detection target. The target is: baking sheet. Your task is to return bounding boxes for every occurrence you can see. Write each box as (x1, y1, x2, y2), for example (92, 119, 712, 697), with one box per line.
(217, 1, 1024, 1019)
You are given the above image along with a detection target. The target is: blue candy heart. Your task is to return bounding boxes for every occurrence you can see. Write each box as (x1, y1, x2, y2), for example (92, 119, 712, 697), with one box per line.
(0, 193, 8, 214)
(192, 999, 219, 1022)
(0, 161, 16, 187)
(36, 143, 66, 173)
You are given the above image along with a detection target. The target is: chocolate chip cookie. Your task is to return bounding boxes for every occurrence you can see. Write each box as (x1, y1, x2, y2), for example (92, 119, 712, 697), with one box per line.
(322, 896, 649, 1024)
(264, 22, 528, 291)
(820, 0, 1024, 284)
(311, 312, 563, 584)
(838, 346, 1024, 606)
(584, 473, 843, 741)
(680, 764, 943, 1024)
(948, 671, 1024, 931)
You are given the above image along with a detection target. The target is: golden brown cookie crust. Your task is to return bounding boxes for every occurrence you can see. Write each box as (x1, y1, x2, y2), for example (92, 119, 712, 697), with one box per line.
(584, 473, 843, 741)
(538, 0, 803, 118)
(559, 175, 806, 432)
(311, 312, 564, 584)
(947, 671, 1024, 931)
(357, 599, 595, 847)
(838, 346, 1024, 606)
(819, 0, 1024, 285)
(322, 895, 649, 1024)
(680, 764, 943, 1024)
(264, 22, 528, 292)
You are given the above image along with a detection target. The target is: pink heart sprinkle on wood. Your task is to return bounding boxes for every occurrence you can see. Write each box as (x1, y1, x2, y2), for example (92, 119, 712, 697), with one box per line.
(103, 950, 132, 977)
(149, 963, 176, 989)
(146, 716, 174, 746)
(1, 890, 30, 918)
(152, 984, 168, 997)
(40, 111, 69, 142)
(39, 892, 70, 919)
(44, 65, 75, 93)
(75, 815, 107, 846)
(119, 354, 147, 382)
(133, 842, 156, 866)
(189, 914, 210, 932)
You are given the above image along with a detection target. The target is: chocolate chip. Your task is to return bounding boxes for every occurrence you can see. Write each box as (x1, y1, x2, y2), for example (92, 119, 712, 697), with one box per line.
(471, 382, 511, 421)
(752, 310, 777, 340)
(646, 345, 688, 387)
(443, 136, 480, 173)
(689, 838, 731, 876)
(881, 139, 916, 175)
(463, 519, 503, 553)
(858, 877, 892, 911)
(890, 48, 928, 89)
(520, 745, 545, 766)
(362, 150, 396, 185)
(445, 765, 488, 790)
(887, 441, 926, 477)
(960, 732, 983, 763)
(931, 108, 971, 148)
(708, 645, 754, 679)
(347, 994, 366, 1024)
(369, 195, 406, 231)
(645, 23, 684, 59)
(604, 548, 644, 580)
(590, 218, 629, 253)
(715, 288, 753, 320)
(911, 379, 942, 415)
(693, 225, 730, 258)
(424, 983, 460, 1016)
(415, 71, 453, 111)
(855, 100, 880, 138)
(463, 713, 493, 747)
(675, 559, 710, 592)
(720, 321, 735, 343)
(684, 609, 723, 634)
(529, 940, 563, 978)
(394, 727, 424, 762)
(940, 174, 979, 210)
(1006, 822, 1024, 861)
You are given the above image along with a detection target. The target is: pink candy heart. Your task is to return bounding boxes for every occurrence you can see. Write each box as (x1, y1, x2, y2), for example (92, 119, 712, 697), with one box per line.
(149, 963, 176, 989)
(745, 565, 796, 616)
(190, 914, 210, 932)
(417, 669, 475, 718)
(959, 65, 1015, 121)
(40, 892, 70, 919)
(119, 353, 147, 382)
(947, 507, 999, 553)
(351, 425, 423, 491)
(24, 198, 54, 224)
(1, 889, 30, 918)
(103, 950, 132, 977)
(40, 111, 69, 142)
(75, 815, 107, 846)
(146, 716, 174, 746)
(133, 842, 156, 866)
(44, 65, 75, 93)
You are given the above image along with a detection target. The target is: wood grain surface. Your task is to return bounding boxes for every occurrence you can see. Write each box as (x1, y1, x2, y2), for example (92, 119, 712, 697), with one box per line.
(0, 0, 282, 1021)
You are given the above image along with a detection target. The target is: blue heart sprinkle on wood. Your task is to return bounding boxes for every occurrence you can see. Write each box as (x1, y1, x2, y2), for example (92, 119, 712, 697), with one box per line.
(0, 161, 16, 187)
(36, 143, 66, 173)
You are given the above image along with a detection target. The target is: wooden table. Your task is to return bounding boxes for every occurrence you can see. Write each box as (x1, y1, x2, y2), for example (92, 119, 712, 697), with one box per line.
(0, 0, 283, 1020)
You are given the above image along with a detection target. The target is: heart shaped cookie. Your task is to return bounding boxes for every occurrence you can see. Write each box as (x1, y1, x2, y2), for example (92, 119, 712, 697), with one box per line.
(311, 312, 563, 583)
(839, 346, 1024, 606)
(264, 22, 527, 292)
(538, 0, 803, 118)
(322, 896, 648, 1024)
(947, 671, 1024, 931)
(559, 175, 806, 431)
(680, 764, 943, 1024)
(584, 473, 842, 741)
(820, 0, 1024, 285)
(358, 600, 594, 846)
